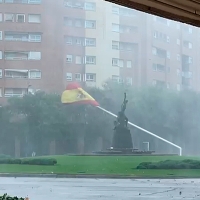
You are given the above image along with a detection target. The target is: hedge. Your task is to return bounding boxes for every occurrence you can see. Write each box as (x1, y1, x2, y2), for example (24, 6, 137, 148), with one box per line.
(0, 158, 57, 166)
(136, 159, 200, 169)
(21, 158, 57, 165)
(0, 194, 25, 200)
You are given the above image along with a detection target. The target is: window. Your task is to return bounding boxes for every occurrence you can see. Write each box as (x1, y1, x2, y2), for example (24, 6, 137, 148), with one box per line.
(86, 73, 96, 82)
(28, 51, 41, 60)
(76, 56, 82, 64)
(66, 36, 72, 45)
(4, 14, 14, 22)
(0, 69, 2, 78)
(113, 42, 134, 51)
(85, 38, 96, 46)
(167, 36, 170, 43)
(177, 54, 180, 61)
(177, 69, 181, 76)
(16, 14, 25, 23)
(75, 73, 81, 81)
(0, 13, 2, 22)
(66, 55, 72, 63)
(66, 73, 72, 81)
(112, 24, 120, 32)
(112, 6, 119, 14)
(5, 0, 28, 3)
(153, 31, 169, 43)
(75, 38, 82, 45)
(0, 51, 2, 59)
(85, 20, 96, 29)
(152, 47, 169, 58)
(152, 80, 166, 87)
(29, 70, 41, 79)
(152, 47, 157, 55)
(64, 1, 72, 7)
(5, 32, 28, 41)
(189, 57, 193, 63)
(112, 41, 119, 50)
(4, 32, 41, 42)
(28, 0, 41, 4)
(183, 41, 192, 49)
(182, 71, 192, 79)
(73, 2, 83, 9)
(28, 14, 41, 23)
(152, 64, 166, 72)
(85, 56, 96, 64)
(0, 31, 2, 40)
(29, 34, 41, 42)
(85, 2, 95, 11)
(4, 88, 27, 97)
(127, 61, 132, 68)
(167, 51, 170, 59)
(112, 58, 119, 67)
(112, 75, 119, 82)
(126, 77, 132, 85)
(0, 88, 2, 97)
(5, 69, 28, 79)
(154, 16, 169, 26)
(183, 25, 193, 34)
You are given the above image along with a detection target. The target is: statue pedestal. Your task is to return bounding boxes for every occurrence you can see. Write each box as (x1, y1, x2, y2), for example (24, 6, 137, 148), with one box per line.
(112, 126, 133, 149)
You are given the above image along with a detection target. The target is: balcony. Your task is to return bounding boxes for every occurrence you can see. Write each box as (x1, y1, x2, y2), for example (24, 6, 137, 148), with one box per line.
(5, 32, 42, 42)
(4, 0, 41, 4)
(5, 69, 28, 79)
(4, 51, 41, 60)
(182, 55, 192, 65)
(182, 71, 192, 79)
(4, 88, 27, 98)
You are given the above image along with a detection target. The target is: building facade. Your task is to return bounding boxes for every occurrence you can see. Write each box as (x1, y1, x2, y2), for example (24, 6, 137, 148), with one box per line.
(0, 0, 199, 105)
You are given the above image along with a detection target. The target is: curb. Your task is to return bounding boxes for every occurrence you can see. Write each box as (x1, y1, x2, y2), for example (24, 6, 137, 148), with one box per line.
(0, 173, 200, 179)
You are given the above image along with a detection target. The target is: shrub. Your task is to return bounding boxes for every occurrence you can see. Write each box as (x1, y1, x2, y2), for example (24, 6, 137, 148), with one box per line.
(0, 159, 21, 164)
(136, 162, 152, 169)
(136, 159, 200, 169)
(0, 193, 25, 200)
(21, 158, 57, 166)
(0, 158, 57, 166)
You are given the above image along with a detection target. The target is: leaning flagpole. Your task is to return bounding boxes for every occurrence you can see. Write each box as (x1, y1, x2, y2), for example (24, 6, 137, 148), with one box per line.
(97, 106, 182, 156)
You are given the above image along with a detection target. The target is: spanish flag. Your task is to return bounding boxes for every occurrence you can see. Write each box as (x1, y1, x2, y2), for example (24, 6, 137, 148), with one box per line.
(61, 83, 99, 106)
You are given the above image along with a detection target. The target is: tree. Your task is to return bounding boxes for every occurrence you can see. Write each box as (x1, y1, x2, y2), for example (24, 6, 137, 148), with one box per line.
(1, 82, 200, 156)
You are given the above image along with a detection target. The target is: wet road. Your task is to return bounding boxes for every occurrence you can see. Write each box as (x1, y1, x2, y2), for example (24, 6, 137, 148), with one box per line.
(0, 178, 200, 200)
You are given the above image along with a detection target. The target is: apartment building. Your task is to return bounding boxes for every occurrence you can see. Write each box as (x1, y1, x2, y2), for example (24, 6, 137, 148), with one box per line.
(0, 0, 199, 105)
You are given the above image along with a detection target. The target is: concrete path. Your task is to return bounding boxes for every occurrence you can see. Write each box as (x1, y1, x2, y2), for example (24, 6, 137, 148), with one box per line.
(0, 178, 200, 200)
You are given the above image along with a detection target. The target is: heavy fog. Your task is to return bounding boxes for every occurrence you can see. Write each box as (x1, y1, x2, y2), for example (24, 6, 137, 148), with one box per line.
(0, 0, 200, 157)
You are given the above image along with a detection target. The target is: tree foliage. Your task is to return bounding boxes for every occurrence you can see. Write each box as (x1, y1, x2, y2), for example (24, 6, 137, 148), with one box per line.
(1, 83, 200, 156)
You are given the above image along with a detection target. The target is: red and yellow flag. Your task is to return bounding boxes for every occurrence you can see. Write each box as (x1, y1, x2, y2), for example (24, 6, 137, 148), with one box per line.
(61, 83, 99, 106)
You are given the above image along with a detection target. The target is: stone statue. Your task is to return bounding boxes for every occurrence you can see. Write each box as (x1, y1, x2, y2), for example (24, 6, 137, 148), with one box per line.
(112, 93, 133, 149)
(114, 93, 129, 130)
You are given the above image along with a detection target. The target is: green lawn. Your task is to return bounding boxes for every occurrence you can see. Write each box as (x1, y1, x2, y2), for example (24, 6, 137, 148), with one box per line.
(0, 155, 200, 177)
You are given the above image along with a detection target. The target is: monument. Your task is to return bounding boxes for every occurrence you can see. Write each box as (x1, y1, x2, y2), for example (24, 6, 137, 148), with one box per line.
(112, 93, 133, 149)
(94, 92, 154, 155)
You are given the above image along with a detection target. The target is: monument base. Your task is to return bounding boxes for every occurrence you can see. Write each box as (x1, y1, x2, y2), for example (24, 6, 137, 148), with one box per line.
(112, 126, 133, 149)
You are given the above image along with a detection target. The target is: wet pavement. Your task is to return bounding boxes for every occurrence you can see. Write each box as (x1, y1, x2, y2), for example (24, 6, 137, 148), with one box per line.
(0, 178, 200, 199)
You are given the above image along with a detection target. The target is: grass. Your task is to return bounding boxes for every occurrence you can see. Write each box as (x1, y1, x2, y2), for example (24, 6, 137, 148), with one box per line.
(0, 155, 200, 177)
